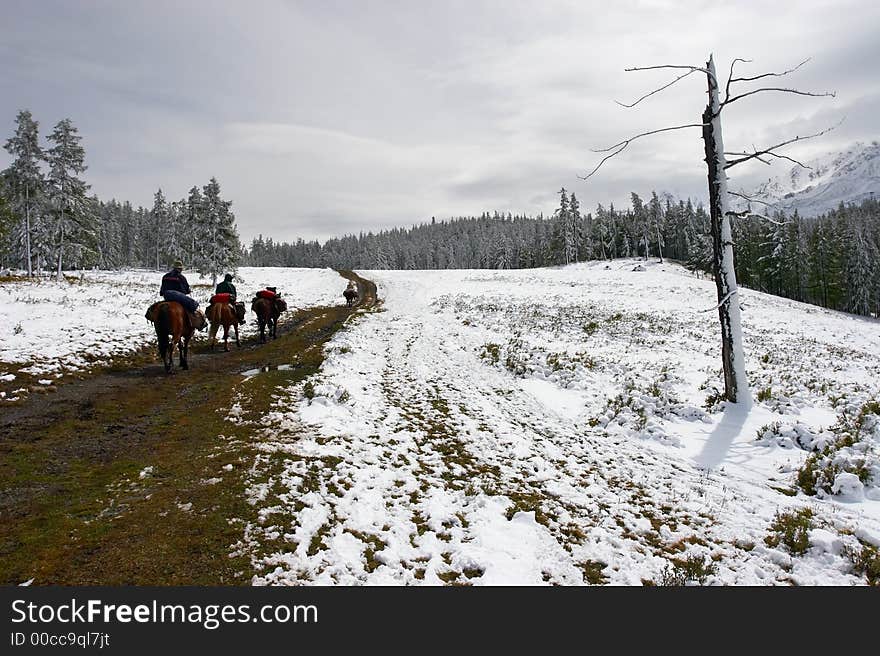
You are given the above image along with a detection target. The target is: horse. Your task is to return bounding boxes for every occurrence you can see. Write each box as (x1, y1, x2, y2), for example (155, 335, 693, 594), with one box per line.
(343, 287, 358, 307)
(206, 302, 240, 351)
(146, 301, 196, 373)
(251, 296, 287, 343)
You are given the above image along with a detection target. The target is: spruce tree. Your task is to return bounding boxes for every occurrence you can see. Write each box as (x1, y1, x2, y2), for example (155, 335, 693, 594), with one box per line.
(46, 118, 93, 279)
(197, 177, 240, 286)
(2, 110, 46, 275)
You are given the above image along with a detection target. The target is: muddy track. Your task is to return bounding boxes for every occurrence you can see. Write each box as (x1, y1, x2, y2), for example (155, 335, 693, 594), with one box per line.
(0, 271, 378, 585)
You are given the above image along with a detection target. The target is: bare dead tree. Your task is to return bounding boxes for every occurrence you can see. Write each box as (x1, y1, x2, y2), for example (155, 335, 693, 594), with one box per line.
(581, 54, 835, 403)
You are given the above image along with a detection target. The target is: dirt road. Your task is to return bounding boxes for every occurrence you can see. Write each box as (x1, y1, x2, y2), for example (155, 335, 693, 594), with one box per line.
(0, 270, 376, 584)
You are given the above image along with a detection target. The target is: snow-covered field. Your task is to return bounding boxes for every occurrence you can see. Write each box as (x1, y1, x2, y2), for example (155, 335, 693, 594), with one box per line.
(0, 267, 342, 399)
(235, 260, 880, 585)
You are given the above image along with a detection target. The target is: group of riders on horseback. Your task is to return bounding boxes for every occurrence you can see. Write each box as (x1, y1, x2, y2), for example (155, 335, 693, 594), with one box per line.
(146, 260, 359, 373)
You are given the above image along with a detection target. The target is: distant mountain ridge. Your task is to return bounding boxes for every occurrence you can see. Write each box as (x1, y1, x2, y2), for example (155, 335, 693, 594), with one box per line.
(740, 141, 880, 217)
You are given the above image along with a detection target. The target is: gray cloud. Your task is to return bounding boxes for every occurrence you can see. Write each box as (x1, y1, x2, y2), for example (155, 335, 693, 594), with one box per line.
(1, 0, 878, 244)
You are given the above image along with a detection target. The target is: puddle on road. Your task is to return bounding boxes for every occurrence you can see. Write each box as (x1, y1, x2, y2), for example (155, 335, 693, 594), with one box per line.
(240, 363, 294, 379)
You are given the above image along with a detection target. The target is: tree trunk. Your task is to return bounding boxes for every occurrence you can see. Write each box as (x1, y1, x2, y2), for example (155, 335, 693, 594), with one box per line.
(56, 218, 64, 282)
(701, 55, 750, 404)
(25, 184, 33, 277)
(656, 218, 664, 263)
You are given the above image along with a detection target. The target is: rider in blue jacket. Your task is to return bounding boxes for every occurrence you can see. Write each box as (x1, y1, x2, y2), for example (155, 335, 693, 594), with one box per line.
(160, 260, 203, 328)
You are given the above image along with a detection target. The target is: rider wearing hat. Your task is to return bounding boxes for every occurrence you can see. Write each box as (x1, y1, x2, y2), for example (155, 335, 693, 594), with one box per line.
(215, 273, 237, 301)
(211, 273, 245, 324)
(160, 260, 204, 328)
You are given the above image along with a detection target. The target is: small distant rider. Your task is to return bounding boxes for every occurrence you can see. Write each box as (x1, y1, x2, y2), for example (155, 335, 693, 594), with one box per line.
(343, 280, 358, 306)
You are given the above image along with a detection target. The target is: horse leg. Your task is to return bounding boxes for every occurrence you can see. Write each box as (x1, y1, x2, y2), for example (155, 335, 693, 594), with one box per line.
(168, 331, 177, 374)
(223, 322, 230, 352)
(180, 333, 189, 370)
(157, 327, 171, 374)
(163, 336, 172, 374)
(209, 322, 218, 351)
(234, 321, 240, 348)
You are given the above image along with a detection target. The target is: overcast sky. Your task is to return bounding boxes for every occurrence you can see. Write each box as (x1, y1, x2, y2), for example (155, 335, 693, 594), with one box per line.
(2, 0, 878, 244)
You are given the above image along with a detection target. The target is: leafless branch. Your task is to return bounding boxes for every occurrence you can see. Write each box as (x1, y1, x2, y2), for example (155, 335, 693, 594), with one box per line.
(723, 86, 835, 107)
(730, 58, 811, 85)
(726, 151, 772, 165)
(725, 144, 811, 168)
(580, 123, 708, 180)
(700, 289, 737, 312)
(725, 208, 788, 225)
(761, 214, 789, 226)
(724, 122, 840, 170)
(724, 58, 752, 104)
(616, 69, 699, 108)
(762, 151, 811, 169)
(624, 64, 711, 75)
(727, 191, 775, 208)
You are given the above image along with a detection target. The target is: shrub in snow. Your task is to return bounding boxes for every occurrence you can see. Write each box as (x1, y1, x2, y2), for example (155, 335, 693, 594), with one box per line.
(756, 421, 833, 451)
(589, 372, 707, 444)
(831, 472, 864, 500)
(843, 540, 880, 586)
(765, 508, 813, 555)
(657, 553, 717, 586)
(796, 401, 879, 498)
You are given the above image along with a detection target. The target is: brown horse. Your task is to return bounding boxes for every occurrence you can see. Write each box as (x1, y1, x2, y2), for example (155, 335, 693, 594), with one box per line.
(252, 296, 287, 343)
(206, 303, 240, 351)
(146, 301, 196, 373)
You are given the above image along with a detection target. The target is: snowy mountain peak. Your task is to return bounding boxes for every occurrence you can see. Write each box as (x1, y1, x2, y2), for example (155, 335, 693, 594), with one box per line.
(743, 141, 880, 217)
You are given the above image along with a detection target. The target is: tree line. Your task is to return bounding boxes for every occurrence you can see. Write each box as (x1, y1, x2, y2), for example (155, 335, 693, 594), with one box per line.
(2, 109, 875, 317)
(733, 199, 879, 317)
(244, 188, 879, 318)
(0, 110, 241, 284)
(245, 190, 713, 271)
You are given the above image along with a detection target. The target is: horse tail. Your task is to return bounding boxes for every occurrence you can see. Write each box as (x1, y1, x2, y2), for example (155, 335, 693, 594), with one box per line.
(156, 304, 171, 360)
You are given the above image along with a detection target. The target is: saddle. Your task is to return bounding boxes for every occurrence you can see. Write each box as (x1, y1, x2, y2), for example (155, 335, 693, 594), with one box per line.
(188, 309, 207, 331)
(145, 301, 161, 322)
(144, 301, 206, 331)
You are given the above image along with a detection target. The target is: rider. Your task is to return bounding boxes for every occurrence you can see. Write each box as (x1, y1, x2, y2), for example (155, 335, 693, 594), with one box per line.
(255, 286, 278, 299)
(160, 260, 204, 329)
(343, 280, 357, 304)
(215, 273, 237, 301)
(213, 273, 245, 324)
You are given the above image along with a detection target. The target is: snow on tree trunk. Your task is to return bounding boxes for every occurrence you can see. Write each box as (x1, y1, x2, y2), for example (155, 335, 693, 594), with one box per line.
(56, 215, 64, 281)
(25, 185, 32, 277)
(655, 218, 664, 263)
(701, 55, 750, 404)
